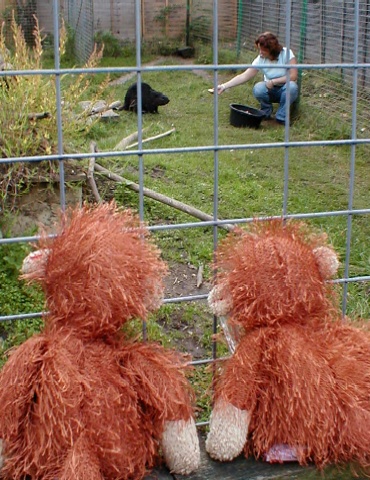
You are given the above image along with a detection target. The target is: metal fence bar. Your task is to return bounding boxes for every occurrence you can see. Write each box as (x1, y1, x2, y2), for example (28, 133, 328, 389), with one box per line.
(341, 0, 361, 314)
(2, 136, 370, 167)
(52, 0, 66, 211)
(282, 0, 293, 218)
(211, 0, 221, 362)
(2, 209, 370, 244)
(2, 62, 370, 79)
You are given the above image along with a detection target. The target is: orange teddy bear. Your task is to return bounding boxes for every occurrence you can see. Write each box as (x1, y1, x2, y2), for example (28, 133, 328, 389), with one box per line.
(206, 219, 370, 472)
(0, 202, 200, 480)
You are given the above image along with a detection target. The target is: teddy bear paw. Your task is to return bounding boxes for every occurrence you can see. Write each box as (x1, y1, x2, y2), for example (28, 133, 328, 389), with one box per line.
(161, 419, 200, 474)
(208, 284, 233, 317)
(206, 400, 250, 461)
(21, 249, 50, 276)
(313, 246, 340, 279)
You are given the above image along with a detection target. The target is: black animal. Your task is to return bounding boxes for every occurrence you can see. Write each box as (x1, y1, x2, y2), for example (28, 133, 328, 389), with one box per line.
(120, 82, 170, 113)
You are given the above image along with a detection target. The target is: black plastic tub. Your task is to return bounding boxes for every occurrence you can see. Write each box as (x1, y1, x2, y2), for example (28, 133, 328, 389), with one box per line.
(229, 104, 265, 129)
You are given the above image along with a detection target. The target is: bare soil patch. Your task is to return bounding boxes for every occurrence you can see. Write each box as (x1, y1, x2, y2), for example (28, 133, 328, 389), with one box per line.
(109, 56, 213, 88)
(5, 171, 212, 361)
(8, 178, 211, 297)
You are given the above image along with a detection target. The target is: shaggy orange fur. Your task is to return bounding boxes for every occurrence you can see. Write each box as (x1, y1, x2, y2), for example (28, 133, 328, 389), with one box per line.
(0, 202, 197, 480)
(211, 220, 370, 470)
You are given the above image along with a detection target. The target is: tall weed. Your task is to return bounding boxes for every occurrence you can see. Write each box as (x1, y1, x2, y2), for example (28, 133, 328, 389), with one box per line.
(0, 13, 106, 210)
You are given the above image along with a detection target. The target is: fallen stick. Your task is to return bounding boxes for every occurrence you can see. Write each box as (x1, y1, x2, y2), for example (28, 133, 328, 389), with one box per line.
(108, 100, 123, 110)
(87, 142, 102, 203)
(94, 163, 234, 231)
(114, 129, 148, 151)
(126, 127, 176, 149)
(196, 264, 204, 288)
(89, 100, 123, 116)
(28, 112, 51, 120)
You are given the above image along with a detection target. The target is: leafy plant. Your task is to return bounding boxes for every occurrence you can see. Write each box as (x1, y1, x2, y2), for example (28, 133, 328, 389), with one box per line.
(154, 4, 181, 34)
(0, 12, 107, 211)
(94, 30, 123, 58)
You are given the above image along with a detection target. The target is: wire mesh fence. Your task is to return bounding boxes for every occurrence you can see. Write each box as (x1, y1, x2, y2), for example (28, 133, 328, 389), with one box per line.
(64, 0, 94, 63)
(0, 0, 369, 434)
(238, 0, 370, 137)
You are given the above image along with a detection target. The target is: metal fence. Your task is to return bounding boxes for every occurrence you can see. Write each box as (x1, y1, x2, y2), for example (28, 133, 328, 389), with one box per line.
(63, 0, 94, 63)
(0, 0, 370, 429)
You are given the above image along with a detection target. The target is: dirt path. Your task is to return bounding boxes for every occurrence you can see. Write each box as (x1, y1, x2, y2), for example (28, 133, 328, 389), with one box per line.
(109, 56, 212, 87)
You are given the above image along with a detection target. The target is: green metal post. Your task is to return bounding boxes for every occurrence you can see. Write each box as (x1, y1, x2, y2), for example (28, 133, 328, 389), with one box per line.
(186, 0, 190, 46)
(236, 0, 243, 58)
(297, 0, 308, 103)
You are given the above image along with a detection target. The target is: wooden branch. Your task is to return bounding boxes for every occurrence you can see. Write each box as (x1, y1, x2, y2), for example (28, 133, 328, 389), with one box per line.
(114, 127, 173, 151)
(126, 128, 176, 149)
(114, 130, 143, 150)
(87, 142, 103, 203)
(196, 264, 204, 288)
(89, 100, 123, 116)
(28, 112, 51, 120)
(108, 100, 123, 110)
(94, 163, 234, 231)
(88, 105, 106, 115)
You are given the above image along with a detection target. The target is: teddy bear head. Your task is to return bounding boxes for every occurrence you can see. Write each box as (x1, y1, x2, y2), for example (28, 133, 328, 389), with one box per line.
(21, 202, 168, 339)
(208, 220, 340, 331)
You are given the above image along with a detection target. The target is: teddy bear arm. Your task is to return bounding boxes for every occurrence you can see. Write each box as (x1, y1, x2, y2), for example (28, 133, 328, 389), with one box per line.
(205, 336, 263, 462)
(120, 343, 195, 421)
(215, 336, 262, 409)
(0, 336, 47, 433)
(0, 335, 48, 475)
(119, 344, 200, 473)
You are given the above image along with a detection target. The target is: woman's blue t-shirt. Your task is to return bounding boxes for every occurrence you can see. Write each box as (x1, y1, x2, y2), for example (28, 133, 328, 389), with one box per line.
(252, 47, 295, 81)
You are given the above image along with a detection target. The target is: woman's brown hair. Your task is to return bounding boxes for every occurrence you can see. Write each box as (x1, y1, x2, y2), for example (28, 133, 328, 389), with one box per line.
(255, 32, 283, 60)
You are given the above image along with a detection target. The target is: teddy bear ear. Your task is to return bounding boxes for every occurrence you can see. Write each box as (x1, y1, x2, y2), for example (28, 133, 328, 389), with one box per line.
(20, 249, 50, 280)
(312, 246, 340, 279)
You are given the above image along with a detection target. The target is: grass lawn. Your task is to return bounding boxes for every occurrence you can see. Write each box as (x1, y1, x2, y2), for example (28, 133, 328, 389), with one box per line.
(88, 62, 369, 317)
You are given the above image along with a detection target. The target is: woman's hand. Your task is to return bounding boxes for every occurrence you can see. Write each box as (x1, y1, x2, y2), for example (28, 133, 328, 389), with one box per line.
(266, 79, 275, 89)
(208, 85, 226, 94)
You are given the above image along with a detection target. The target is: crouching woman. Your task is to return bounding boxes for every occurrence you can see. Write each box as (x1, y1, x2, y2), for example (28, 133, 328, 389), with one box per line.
(217, 32, 299, 125)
